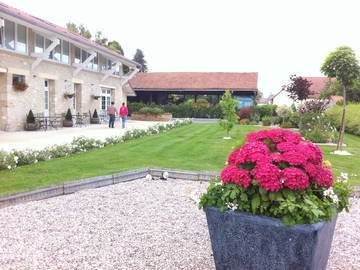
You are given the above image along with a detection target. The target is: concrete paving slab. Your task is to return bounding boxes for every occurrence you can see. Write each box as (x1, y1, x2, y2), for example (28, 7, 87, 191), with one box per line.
(0, 120, 165, 152)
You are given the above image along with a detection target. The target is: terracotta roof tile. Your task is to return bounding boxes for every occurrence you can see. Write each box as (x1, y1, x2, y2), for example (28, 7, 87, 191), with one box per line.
(0, 2, 138, 66)
(129, 72, 258, 90)
(303, 77, 335, 98)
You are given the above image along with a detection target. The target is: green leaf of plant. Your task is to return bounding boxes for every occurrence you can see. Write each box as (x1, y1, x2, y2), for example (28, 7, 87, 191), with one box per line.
(240, 193, 248, 201)
(251, 194, 261, 214)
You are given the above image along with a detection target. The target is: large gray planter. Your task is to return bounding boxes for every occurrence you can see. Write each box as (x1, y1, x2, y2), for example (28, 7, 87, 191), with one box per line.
(205, 206, 337, 270)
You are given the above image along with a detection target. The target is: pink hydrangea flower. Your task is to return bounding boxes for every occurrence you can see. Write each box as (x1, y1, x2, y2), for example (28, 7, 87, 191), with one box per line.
(281, 167, 309, 190)
(281, 151, 308, 166)
(240, 141, 270, 163)
(253, 163, 282, 191)
(227, 149, 241, 166)
(221, 129, 332, 192)
(221, 165, 252, 187)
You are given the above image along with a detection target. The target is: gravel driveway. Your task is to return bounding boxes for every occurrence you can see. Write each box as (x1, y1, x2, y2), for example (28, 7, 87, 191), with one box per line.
(0, 179, 358, 270)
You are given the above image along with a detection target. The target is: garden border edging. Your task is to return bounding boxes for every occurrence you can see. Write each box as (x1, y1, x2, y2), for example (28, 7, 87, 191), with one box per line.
(0, 168, 358, 208)
(0, 168, 220, 208)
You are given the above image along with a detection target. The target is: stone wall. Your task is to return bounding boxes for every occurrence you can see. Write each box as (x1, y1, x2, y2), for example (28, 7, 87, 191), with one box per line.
(0, 50, 128, 131)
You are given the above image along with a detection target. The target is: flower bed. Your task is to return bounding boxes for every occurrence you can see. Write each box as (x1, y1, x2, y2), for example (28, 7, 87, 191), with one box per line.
(131, 113, 172, 122)
(0, 119, 191, 171)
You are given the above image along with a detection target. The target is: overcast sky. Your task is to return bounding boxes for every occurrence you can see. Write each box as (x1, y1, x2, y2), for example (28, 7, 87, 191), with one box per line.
(6, 0, 360, 104)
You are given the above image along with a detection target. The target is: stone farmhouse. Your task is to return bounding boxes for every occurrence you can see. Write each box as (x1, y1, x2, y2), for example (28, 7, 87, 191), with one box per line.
(0, 2, 140, 131)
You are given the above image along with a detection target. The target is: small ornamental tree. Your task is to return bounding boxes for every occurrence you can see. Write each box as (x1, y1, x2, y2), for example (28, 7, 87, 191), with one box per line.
(26, 110, 35, 124)
(321, 46, 360, 151)
(218, 90, 239, 138)
(284, 75, 313, 102)
(284, 75, 313, 128)
(93, 109, 99, 118)
(65, 108, 72, 121)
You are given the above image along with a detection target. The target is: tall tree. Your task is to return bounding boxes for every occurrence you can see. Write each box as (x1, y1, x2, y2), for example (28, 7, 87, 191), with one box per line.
(320, 79, 360, 103)
(218, 90, 239, 138)
(107, 40, 124, 55)
(133, 49, 148, 72)
(284, 75, 313, 102)
(78, 24, 92, 39)
(66, 22, 79, 33)
(94, 31, 108, 46)
(321, 46, 360, 151)
(66, 22, 91, 39)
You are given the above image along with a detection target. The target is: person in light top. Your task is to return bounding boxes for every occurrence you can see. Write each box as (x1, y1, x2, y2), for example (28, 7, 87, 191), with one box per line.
(119, 102, 129, 129)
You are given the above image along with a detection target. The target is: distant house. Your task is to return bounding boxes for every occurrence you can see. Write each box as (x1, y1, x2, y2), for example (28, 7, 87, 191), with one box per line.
(0, 2, 140, 131)
(304, 77, 341, 103)
(128, 72, 258, 108)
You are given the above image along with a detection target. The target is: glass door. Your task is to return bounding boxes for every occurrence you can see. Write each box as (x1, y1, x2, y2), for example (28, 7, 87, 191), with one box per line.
(101, 88, 112, 112)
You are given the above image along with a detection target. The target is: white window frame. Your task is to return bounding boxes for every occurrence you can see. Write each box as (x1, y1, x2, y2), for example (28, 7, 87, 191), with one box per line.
(0, 18, 28, 54)
(34, 33, 71, 65)
(74, 46, 98, 72)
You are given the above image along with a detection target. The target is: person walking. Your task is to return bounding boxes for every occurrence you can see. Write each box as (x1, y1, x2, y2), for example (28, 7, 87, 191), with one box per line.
(119, 102, 128, 129)
(107, 101, 117, 128)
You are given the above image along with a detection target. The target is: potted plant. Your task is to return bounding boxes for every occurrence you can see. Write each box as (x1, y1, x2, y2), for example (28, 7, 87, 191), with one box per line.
(13, 81, 29, 91)
(90, 109, 100, 124)
(261, 115, 272, 126)
(199, 129, 352, 270)
(24, 109, 37, 131)
(63, 108, 73, 127)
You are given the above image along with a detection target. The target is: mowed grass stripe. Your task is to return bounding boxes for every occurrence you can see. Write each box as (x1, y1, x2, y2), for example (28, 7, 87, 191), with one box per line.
(0, 124, 359, 196)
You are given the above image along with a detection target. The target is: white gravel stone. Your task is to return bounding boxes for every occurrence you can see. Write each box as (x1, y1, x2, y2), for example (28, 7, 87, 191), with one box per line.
(0, 179, 358, 270)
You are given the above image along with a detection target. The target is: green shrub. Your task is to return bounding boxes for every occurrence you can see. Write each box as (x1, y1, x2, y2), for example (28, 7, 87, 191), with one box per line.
(138, 107, 165, 115)
(289, 112, 300, 128)
(326, 104, 360, 136)
(237, 106, 254, 120)
(300, 112, 338, 143)
(93, 109, 98, 118)
(26, 109, 35, 124)
(250, 113, 260, 124)
(253, 105, 277, 118)
(239, 118, 250, 125)
(280, 121, 295, 128)
(261, 116, 272, 124)
(65, 108, 72, 121)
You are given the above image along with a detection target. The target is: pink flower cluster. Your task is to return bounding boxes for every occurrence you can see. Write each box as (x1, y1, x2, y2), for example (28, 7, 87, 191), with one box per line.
(222, 129, 333, 191)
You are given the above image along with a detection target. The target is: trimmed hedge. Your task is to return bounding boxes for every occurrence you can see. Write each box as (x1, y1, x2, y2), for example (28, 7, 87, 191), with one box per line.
(253, 105, 277, 119)
(326, 104, 360, 136)
(128, 102, 223, 118)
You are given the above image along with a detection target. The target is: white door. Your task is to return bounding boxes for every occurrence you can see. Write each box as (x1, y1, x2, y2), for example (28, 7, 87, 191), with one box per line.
(101, 88, 112, 114)
(44, 80, 49, 117)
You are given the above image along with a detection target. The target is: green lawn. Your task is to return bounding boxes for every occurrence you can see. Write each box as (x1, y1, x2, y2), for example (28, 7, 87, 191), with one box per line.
(0, 124, 359, 196)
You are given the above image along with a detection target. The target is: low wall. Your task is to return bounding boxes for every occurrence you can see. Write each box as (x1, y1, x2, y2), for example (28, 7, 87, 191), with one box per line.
(131, 113, 172, 121)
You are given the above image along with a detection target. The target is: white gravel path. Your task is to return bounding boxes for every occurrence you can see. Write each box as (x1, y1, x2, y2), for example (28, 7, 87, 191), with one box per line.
(0, 179, 358, 270)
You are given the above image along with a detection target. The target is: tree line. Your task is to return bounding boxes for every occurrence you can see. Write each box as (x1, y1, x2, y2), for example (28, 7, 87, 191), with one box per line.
(66, 22, 148, 72)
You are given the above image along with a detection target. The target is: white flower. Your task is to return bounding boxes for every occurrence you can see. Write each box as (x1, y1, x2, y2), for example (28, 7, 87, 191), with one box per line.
(227, 203, 238, 211)
(7, 165, 11, 169)
(324, 187, 339, 203)
(34, 159, 38, 163)
(14, 156, 19, 161)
